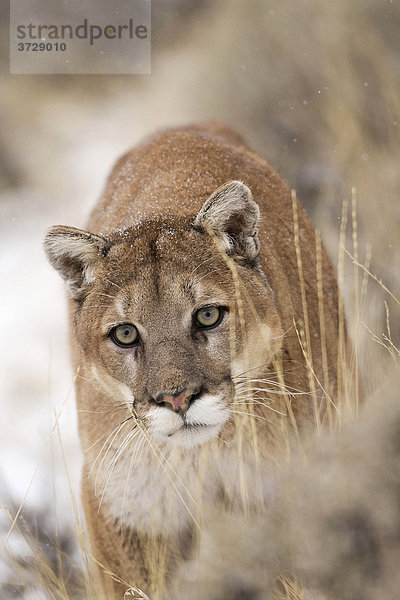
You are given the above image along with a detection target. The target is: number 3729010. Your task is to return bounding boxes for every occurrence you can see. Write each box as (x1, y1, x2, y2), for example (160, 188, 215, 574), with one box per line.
(18, 42, 67, 51)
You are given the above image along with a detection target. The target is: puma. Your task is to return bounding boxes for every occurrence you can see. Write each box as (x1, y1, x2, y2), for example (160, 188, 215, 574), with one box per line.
(44, 123, 348, 599)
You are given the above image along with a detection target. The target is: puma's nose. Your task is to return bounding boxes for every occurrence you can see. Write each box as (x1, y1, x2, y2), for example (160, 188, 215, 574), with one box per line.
(155, 387, 200, 415)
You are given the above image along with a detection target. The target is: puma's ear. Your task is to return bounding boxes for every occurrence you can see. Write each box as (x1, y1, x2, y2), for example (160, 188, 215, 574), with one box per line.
(44, 225, 110, 301)
(194, 181, 260, 261)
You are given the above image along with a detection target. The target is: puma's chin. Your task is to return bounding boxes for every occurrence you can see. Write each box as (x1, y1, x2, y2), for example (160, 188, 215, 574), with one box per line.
(146, 393, 230, 448)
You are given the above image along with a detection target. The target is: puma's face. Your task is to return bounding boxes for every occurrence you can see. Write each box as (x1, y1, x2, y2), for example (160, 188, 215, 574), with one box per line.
(77, 219, 281, 448)
(45, 182, 283, 449)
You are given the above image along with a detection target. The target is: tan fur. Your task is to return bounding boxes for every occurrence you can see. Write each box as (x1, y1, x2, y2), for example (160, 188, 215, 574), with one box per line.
(44, 123, 347, 598)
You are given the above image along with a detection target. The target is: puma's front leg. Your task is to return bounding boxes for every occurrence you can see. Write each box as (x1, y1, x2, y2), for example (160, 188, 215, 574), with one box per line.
(81, 464, 150, 599)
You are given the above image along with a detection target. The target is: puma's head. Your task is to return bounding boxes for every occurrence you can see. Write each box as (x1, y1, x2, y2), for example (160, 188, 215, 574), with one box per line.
(44, 181, 283, 449)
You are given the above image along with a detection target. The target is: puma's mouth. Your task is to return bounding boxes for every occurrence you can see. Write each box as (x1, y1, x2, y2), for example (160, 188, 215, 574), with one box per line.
(146, 393, 230, 448)
(168, 420, 217, 437)
(177, 421, 214, 432)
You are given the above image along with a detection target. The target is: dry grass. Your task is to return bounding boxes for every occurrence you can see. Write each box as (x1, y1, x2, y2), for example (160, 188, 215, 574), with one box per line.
(1, 0, 399, 598)
(169, 207, 399, 600)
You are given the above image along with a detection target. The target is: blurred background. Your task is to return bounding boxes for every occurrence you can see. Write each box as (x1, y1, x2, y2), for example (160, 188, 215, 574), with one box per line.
(0, 0, 399, 596)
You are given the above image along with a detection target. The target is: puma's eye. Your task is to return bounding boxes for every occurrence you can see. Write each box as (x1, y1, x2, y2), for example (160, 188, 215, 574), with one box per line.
(110, 324, 139, 347)
(195, 306, 223, 329)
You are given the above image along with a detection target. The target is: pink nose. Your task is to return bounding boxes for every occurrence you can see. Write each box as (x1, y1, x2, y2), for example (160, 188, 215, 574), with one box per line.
(156, 388, 198, 414)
